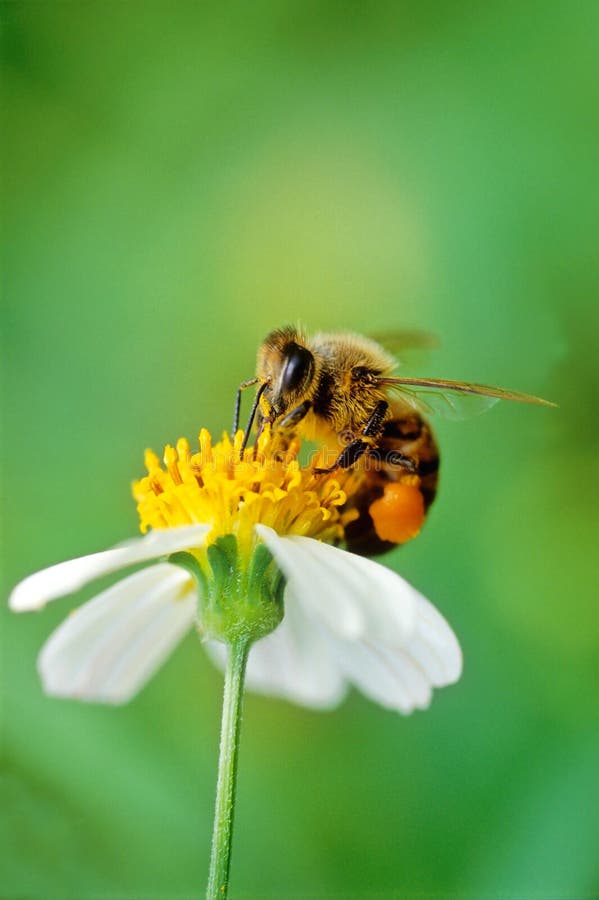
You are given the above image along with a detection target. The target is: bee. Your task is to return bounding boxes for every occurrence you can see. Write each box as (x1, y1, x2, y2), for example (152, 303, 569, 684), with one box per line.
(233, 326, 554, 556)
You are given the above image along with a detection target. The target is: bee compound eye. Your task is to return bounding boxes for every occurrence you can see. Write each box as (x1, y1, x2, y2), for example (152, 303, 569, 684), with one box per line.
(280, 343, 314, 394)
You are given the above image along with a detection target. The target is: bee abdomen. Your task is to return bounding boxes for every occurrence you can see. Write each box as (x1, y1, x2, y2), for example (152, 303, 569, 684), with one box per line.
(344, 413, 440, 556)
(381, 414, 439, 509)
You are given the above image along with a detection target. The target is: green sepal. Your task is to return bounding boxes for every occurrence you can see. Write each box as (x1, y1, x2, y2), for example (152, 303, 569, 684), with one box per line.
(168, 551, 209, 597)
(173, 535, 286, 645)
(206, 536, 239, 609)
(246, 542, 285, 609)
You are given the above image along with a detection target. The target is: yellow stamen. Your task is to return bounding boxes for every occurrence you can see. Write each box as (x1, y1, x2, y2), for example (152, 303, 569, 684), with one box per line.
(132, 427, 360, 562)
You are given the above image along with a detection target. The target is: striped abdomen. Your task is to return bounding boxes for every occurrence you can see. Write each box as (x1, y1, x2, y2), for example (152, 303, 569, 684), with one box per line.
(344, 408, 440, 556)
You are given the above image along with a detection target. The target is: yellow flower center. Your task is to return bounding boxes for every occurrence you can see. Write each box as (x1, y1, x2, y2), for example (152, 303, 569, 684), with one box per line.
(133, 428, 359, 561)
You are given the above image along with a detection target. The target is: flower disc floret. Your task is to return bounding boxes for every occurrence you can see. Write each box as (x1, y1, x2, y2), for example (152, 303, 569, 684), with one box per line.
(133, 428, 358, 561)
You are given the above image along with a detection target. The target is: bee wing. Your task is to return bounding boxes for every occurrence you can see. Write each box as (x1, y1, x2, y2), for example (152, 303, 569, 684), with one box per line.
(369, 329, 440, 370)
(370, 330, 440, 354)
(378, 376, 556, 421)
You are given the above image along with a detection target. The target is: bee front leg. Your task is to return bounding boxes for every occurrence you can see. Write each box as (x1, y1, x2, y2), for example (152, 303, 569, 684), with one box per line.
(278, 400, 312, 430)
(232, 377, 260, 435)
(313, 400, 388, 474)
(264, 400, 312, 463)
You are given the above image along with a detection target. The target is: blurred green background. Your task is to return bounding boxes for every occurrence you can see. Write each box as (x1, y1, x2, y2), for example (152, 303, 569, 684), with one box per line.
(2, 2, 597, 898)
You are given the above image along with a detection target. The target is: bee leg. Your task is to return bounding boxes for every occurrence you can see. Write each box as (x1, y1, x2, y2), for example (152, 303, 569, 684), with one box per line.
(232, 377, 260, 435)
(313, 439, 371, 474)
(313, 400, 389, 474)
(253, 402, 311, 463)
(251, 417, 266, 460)
(360, 400, 389, 438)
(278, 400, 312, 430)
(368, 447, 418, 473)
(239, 380, 270, 458)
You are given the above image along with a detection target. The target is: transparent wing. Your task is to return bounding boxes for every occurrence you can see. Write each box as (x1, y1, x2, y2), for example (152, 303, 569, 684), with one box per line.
(378, 376, 556, 421)
(370, 330, 440, 354)
(369, 330, 440, 369)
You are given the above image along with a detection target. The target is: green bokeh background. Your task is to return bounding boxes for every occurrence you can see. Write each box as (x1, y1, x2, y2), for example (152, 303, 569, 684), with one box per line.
(2, 3, 597, 898)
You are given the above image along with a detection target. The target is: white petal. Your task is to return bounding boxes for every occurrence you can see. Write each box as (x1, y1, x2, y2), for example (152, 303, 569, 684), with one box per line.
(255, 526, 416, 643)
(407, 593, 463, 685)
(204, 583, 346, 709)
(324, 634, 431, 713)
(326, 595, 463, 714)
(9, 524, 209, 611)
(255, 525, 462, 713)
(38, 563, 196, 704)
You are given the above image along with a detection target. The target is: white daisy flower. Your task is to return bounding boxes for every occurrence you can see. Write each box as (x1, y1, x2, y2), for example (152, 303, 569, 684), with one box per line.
(9, 428, 462, 711)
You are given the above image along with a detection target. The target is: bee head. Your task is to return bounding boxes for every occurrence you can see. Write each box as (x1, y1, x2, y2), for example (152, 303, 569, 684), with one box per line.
(257, 327, 316, 421)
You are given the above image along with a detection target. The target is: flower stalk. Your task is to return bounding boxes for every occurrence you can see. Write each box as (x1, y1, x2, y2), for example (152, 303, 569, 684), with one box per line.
(206, 636, 251, 900)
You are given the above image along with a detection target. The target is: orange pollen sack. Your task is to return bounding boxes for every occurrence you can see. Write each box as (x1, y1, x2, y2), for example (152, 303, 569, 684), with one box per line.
(368, 481, 425, 544)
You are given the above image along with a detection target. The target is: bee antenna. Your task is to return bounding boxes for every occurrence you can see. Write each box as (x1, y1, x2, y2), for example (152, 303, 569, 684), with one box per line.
(239, 380, 269, 458)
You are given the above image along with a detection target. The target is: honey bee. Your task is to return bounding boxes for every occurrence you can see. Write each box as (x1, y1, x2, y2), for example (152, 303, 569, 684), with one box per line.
(234, 326, 554, 556)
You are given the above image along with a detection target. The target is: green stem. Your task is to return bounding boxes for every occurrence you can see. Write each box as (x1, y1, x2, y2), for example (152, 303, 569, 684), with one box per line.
(206, 637, 250, 900)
